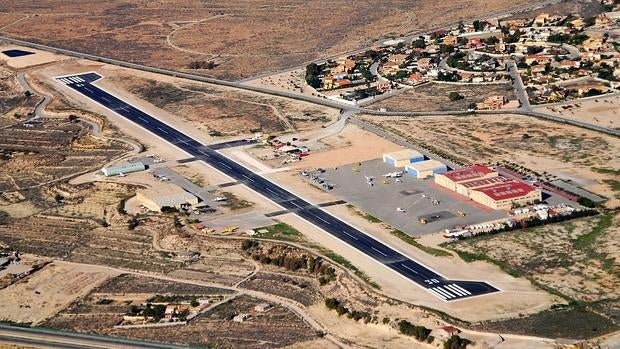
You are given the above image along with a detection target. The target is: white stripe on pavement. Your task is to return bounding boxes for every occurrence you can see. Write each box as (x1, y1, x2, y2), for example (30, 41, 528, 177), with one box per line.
(427, 288, 446, 300)
(451, 284, 472, 295)
(371, 247, 387, 257)
(433, 287, 454, 299)
(445, 284, 467, 297)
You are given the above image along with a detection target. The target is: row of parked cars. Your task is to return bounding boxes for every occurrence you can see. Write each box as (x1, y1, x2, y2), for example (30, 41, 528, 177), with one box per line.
(300, 168, 334, 190)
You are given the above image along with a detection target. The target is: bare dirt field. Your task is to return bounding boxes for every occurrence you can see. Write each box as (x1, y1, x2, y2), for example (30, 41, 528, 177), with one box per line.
(0, 262, 115, 325)
(372, 82, 517, 112)
(359, 114, 620, 206)
(0, 117, 132, 193)
(535, 94, 620, 130)
(107, 73, 337, 135)
(447, 213, 620, 339)
(1, 0, 534, 80)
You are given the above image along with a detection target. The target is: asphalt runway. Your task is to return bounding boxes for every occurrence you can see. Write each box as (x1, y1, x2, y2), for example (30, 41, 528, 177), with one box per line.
(56, 72, 499, 301)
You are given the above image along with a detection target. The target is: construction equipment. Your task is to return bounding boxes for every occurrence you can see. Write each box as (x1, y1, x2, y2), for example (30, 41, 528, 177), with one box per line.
(457, 210, 466, 217)
(222, 226, 238, 233)
(418, 218, 427, 224)
(352, 167, 360, 172)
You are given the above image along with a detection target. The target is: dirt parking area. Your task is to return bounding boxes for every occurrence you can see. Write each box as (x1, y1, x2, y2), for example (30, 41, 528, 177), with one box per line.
(371, 82, 516, 112)
(0, 262, 115, 325)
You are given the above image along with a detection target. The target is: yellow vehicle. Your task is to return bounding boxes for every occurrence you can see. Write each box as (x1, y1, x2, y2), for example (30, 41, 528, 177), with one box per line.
(352, 167, 360, 172)
(222, 226, 238, 233)
(457, 210, 466, 217)
(418, 218, 427, 224)
(382, 179, 389, 184)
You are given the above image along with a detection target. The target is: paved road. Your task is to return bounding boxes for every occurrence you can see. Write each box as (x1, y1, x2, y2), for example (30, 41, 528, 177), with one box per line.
(56, 72, 499, 301)
(4, 34, 620, 137)
(0, 324, 186, 349)
(506, 59, 532, 112)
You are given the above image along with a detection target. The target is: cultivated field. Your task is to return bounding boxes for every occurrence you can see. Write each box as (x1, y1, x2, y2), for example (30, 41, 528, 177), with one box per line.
(359, 114, 620, 205)
(372, 82, 517, 112)
(447, 213, 620, 339)
(1, 0, 534, 80)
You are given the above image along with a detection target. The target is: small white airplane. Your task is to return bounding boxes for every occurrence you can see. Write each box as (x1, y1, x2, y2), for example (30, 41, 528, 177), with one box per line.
(214, 196, 227, 202)
(396, 207, 406, 212)
(383, 171, 403, 178)
(118, 172, 126, 177)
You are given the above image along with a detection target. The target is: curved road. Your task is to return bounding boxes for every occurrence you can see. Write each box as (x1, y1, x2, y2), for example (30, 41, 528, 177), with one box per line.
(2, 35, 618, 137)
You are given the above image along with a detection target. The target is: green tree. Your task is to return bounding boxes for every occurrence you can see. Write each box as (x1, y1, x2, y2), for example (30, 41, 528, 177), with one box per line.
(448, 92, 464, 101)
(444, 335, 472, 349)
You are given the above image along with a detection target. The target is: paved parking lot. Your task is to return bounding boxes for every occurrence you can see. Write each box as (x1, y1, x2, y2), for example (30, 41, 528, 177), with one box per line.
(317, 159, 507, 236)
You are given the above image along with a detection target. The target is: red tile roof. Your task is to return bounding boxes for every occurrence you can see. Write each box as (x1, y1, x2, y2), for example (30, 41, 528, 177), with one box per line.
(460, 175, 512, 189)
(441, 325, 460, 334)
(474, 180, 538, 201)
(441, 164, 495, 183)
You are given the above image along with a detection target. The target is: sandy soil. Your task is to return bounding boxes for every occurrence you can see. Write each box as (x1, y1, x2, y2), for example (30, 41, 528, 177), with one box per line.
(360, 114, 620, 207)
(535, 94, 620, 130)
(0, 0, 534, 80)
(372, 82, 517, 112)
(0, 262, 115, 325)
(451, 213, 620, 305)
(0, 44, 68, 69)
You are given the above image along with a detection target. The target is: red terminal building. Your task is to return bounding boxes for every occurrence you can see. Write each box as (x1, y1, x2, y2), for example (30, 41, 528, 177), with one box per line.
(435, 164, 542, 210)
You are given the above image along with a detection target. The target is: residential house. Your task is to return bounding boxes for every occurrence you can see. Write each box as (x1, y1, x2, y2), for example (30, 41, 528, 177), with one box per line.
(382, 61, 402, 75)
(534, 13, 550, 26)
(432, 326, 461, 340)
(466, 37, 484, 49)
(407, 72, 426, 84)
(334, 79, 353, 88)
(388, 54, 408, 64)
(417, 58, 432, 71)
(443, 35, 459, 46)
(525, 54, 552, 66)
(569, 18, 586, 30)
(582, 37, 605, 52)
(476, 95, 508, 110)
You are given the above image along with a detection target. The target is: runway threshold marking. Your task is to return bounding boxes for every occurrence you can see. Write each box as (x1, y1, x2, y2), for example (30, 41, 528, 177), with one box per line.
(445, 284, 467, 296)
(451, 284, 472, 295)
(427, 288, 447, 300)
